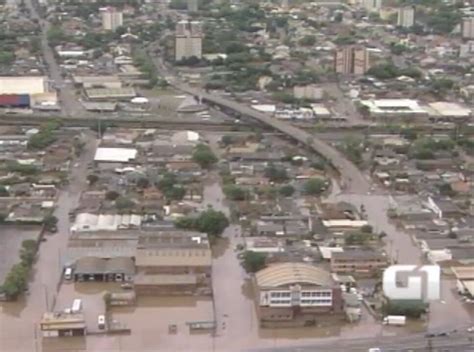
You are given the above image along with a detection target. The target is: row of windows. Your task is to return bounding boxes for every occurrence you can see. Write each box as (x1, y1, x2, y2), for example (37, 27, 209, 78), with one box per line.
(270, 292, 291, 298)
(269, 300, 291, 305)
(300, 299, 332, 305)
(142, 250, 208, 257)
(301, 291, 331, 298)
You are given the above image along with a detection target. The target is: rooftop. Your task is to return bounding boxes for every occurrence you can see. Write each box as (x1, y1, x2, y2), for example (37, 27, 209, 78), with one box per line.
(255, 262, 333, 288)
(94, 148, 137, 163)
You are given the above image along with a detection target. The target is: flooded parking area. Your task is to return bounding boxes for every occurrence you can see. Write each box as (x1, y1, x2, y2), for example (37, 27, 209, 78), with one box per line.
(0, 225, 41, 282)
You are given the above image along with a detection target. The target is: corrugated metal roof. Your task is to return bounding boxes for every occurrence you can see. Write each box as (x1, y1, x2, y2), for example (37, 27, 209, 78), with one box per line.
(255, 262, 333, 288)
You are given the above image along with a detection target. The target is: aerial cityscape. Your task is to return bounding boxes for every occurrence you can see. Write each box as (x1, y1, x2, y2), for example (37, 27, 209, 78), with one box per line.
(0, 0, 473, 351)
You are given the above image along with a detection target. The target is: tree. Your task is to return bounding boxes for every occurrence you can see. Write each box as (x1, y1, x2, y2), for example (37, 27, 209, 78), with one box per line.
(241, 251, 266, 273)
(361, 225, 373, 234)
(383, 299, 427, 318)
(115, 197, 135, 211)
(0, 51, 15, 65)
(136, 177, 150, 189)
(192, 144, 218, 169)
(279, 185, 295, 197)
(43, 215, 58, 231)
(299, 35, 316, 46)
(264, 164, 288, 183)
(367, 63, 399, 80)
(105, 190, 120, 201)
(47, 26, 66, 46)
(0, 186, 9, 197)
(303, 178, 326, 195)
(223, 185, 247, 201)
(175, 209, 229, 240)
(221, 135, 234, 146)
(87, 174, 99, 185)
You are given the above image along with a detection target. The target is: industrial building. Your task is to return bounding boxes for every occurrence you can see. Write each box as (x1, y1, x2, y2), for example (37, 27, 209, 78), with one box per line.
(40, 312, 86, 337)
(73, 256, 135, 282)
(134, 231, 212, 296)
(175, 21, 203, 61)
(254, 263, 343, 327)
(358, 99, 428, 120)
(0, 76, 57, 109)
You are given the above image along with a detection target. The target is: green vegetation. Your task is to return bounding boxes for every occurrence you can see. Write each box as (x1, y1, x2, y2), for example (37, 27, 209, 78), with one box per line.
(133, 49, 158, 88)
(157, 173, 186, 201)
(340, 137, 364, 165)
(303, 178, 327, 195)
(383, 299, 428, 318)
(6, 162, 39, 175)
(426, 6, 461, 34)
(0, 239, 39, 300)
(136, 177, 150, 189)
(43, 215, 58, 232)
(192, 144, 218, 169)
(175, 208, 229, 240)
(105, 190, 120, 201)
(223, 185, 248, 201)
(264, 164, 288, 183)
(409, 137, 455, 160)
(115, 196, 136, 212)
(87, 174, 99, 185)
(429, 78, 454, 95)
(390, 43, 408, 55)
(345, 231, 373, 245)
(241, 251, 266, 273)
(299, 35, 316, 46)
(28, 120, 61, 150)
(0, 51, 15, 65)
(0, 185, 9, 197)
(279, 184, 295, 197)
(367, 63, 422, 80)
(47, 25, 66, 46)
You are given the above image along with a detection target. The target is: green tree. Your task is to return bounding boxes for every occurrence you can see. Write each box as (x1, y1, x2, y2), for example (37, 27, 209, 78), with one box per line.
(105, 190, 120, 201)
(241, 251, 266, 273)
(0, 51, 15, 65)
(279, 184, 295, 197)
(303, 178, 327, 195)
(47, 25, 66, 46)
(87, 174, 99, 185)
(43, 215, 58, 232)
(367, 63, 399, 80)
(115, 197, 135, 211)
(223, 185, 247, 201)
(299, 35, 316, 46)
(383, 299, 427, 318)
(136, 177, 150, 189)
(175, 209, 229, 239)
(0, 185, 9, 197)
(361, 225, 373, 233)
(192, 144, 218, 169)
(264, 164, 288, 183)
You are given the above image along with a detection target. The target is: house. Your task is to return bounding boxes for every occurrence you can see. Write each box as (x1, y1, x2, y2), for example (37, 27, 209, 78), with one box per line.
(451, 266, 474, 297)
(134, 232, 212, 296)
(254, 262, 343, 327)
(73, 256, 135, 282)
(40, 312, 86, 337)
(388, 195, 434, 221)
(426, 197, 464, 220)
(330, 250, 388, 276)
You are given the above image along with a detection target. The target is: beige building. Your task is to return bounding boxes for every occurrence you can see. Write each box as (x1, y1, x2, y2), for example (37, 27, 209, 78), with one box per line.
(462, 17, 474, 39)
(254, 263, 343, 327)
(335, 47, 370, 75)
(363, 0, 382, 12)
(101, 7, 123, 31)
(397, 6, 415, 28)
(331, 250, 388, 276)
(175, 21, 203, 61)
(134, 231, 212, 296)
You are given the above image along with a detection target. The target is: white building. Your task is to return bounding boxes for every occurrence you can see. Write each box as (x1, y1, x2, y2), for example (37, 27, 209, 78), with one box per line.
(175, 21, 202, 61)
(397, 6, 415, 28)
(101, 7, 123, 31)
(363, 0, 382, 12)
(359, 99, 428, 120)
(0, 76, 48, 95)
(462, 17, 474, 39)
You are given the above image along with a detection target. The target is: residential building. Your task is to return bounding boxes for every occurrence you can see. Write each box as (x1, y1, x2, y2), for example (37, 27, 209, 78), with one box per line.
(397, 6, 415, 28)
(335, 47, 370, 75)
(101, 7, 123, 31)
(330, 250, 388, 275)
(363, 0, 382, 12)
(134, 232, 212, 295)
(254, 263, 343, 327)
(462, 17, 474, 39)
(187, 0, 198, 12)
(175, 21, 203, 61)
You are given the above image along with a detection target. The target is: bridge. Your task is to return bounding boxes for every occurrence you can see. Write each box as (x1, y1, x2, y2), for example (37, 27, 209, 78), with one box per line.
(168, 79, 371, 193)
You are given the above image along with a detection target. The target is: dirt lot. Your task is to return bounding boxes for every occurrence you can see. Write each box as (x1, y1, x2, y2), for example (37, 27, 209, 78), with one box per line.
(0, 225, 41, 283)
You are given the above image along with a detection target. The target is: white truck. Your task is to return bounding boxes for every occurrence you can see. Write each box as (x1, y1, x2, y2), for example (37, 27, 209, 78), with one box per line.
(383, 315, 406, 326)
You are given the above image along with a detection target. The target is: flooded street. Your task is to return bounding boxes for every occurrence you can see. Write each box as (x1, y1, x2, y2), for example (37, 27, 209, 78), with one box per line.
(0, 132, 97, 352)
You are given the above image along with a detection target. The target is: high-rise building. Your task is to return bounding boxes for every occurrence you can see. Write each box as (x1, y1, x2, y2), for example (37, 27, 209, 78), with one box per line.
(187, 0, 198, 12)
(335, 46, 370, 75)
(363, 0, 382, 12)
(175, 21, 203, 61)
(101, 7, 123, 31)
(462, 17, 474, 39)
(397, 6, 415, 28)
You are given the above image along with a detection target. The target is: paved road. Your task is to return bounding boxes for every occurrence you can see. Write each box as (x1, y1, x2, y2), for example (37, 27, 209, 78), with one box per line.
(150, 56, 370, 194)
(23, 0, 85, 117)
